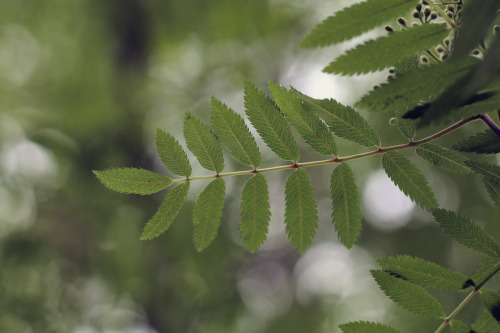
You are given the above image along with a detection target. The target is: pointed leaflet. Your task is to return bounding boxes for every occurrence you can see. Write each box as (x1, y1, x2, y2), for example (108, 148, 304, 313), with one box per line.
(324, 24, 449, 75)
(184, 112, 224, 173)
(293, 88, 380, 148)
(300, 0, 416, 48)
(453, 130, 500, 155)
(285, 168, 318, 253)
(480, 290, 500, 322)
(394, 110, 417, 141)
(244, 80, 299, 162)
(269, 82, 337, 156)
(211, 97, 261, 168)
(357, 57, 480, 112)
(94, 168, 172, 195)
(465, 160, 500, 203)
(376, 255, 469, 291)
(240, 174, 270, 252)
(193, 178, 226, 251)
(331, 163, 362, 249)
(433, 209, 500, 258)
(156, 129, 192, 177)
(141, 182, 190, 240)
(371, 270, 447, 319)
(470, 257, 500, 288)
(339, 321, 402, 333)
(471, 309, 497, 333)
(416, 143, 471, 175)
(382, 152, 438, 210)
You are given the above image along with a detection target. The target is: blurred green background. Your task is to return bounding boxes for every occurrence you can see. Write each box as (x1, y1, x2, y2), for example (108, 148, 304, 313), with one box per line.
(1, 1, 500, 332)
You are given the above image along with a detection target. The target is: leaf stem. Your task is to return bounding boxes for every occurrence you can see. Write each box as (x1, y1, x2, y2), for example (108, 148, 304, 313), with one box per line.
(171, 116, 479, 183)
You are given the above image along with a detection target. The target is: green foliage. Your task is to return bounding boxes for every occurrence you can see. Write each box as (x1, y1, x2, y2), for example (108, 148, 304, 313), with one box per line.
(324, 24, 449, 75)
(471, 309, 498, 333)
(449, 320, 471, 333)
(156, 129, 192, 177)
(465, 160, 500, 203)
(480, 290, 500, 322)
(415, 143, 471, 175)
(470, 257, 500, 287)
(452, 130, 500, 154)
(382, 151, 438, 210)
(94, 168, 172, 195)
(330, 163, 362, 249)
(338, 321, 402, 333)
(284, 168, 318, 253)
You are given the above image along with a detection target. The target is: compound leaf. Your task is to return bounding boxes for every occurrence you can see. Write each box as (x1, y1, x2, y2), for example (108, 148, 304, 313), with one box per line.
(371, 270, 447, 319)
(140, 182, 190, 240)
(433, 209, 500, 258)
(376, 255, 469, 291)
(324, 24, 449, 75)
(94, 168, 172, 195)
(331, 163, 362, 249)
(156, 129, 192, 177)
(300, 0, 416, 48)
(240, 174, 271, 252)
(193, 178, 226, 251)
(416, 143, 471, 175)
(244, 80, 299, 162)
(211, 96, 262, 168)
(339, 321, 402, 333)
(285, 168, 318, 253)
(184, 112, 224, 173)
(465, 160, 500, 203)
(293, 88, 381, 148)
(382, 151, 438, 210)
(269, 82, 337, 156)
(452, 130, 500, 155)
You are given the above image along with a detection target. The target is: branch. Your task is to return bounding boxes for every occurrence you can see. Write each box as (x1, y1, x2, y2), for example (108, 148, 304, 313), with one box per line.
(479, 114, 500, 138)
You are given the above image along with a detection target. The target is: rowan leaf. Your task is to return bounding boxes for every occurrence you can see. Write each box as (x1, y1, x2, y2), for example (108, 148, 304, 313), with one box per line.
(140, 182, 190, 240)
(240, 174, 271, 252)
(452, 130, 500, 155)
(324, 24, 449, 75)
(331, 163, 362, 249)
(285, 168, 318, 253)
(211, 96, 262, 168)
(433, 209, 500, 258)
(156, 129, 192, 177)
(293, 88, 381, 148)
(382, 152, 438, 210)
(94, 168, 172, 195)
(471, 308, 498, 333)
(470, 257, 500, 288)
(416, 143, 471, 175)
(244, 80, 299, 162)
(193, 178, 226, 251)
(449, 320, 471, 333)
(371, 270, 447, 319)
(376, 255, 470, 291)
(300, 0, 416, 48)
(339, 321, 402, 333)
(184, 112, 224, 173)
(269, 82, 337, 156)
(481, 290, 500, 323)
(465, 160, 500, 203)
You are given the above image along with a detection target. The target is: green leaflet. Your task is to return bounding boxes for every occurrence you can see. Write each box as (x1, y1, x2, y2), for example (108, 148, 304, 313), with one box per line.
(285, 168, 318, 253)
(394, 55, 418, 75)
(470, 257, 500, 287)
(339, 321, 402, 333)
(356, 57, 480, 112)
(471, 309, 497, 333)
(449, 320, 471, 333)
(452, 130, 500, 155)
(330, 163, 362, 249)
(324, 24, 449, 75)
(269, 82, 337, 156)
(240, 174, 270, 253)
(371, 270, 446, 319)
(432, 209, 500, 258)
(300, 0, 416, 48)
(211, 96, 262, 168)
(156, 129, 192, 177)
(184, 112, 224, 173)
(451, 93, 500, 123)
(376, 255, 469, 291)
(416, 143, 471, 175)
(293, 88, 381, 148)
(140, 182, 190, 240)
(394, 111, 417, 141)
(94, 168, 172, 195)
(193, 178, 226, 251)
(244, 80, 299, 162)
(465, 160, 500, 203)
(382, 151, 438, 210)
(481, 290, 500, 322)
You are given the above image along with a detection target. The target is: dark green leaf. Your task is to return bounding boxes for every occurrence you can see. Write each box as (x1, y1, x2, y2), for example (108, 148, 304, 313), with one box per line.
(156, 129, 192, 177)
(449, 320, 471, 333)
(470, 257, 500, 287)
(471, 308, 498, 332)
(452, 130, 500, 155)
(416, 143, 471, 174)
(240, 174, 270, 252)
(339, 321, 402, 333)
(331, 163, 362, 249)
(371, 270, 447, 319)
(382, 152, 439, 210)
(94, 168, 172, 195)
(394, 55, 418, 75)
(140, 182, 190, 240)
(433, 209, 500, 258)
(465, 160, 500, 203)
(481, 290, 500, 323)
